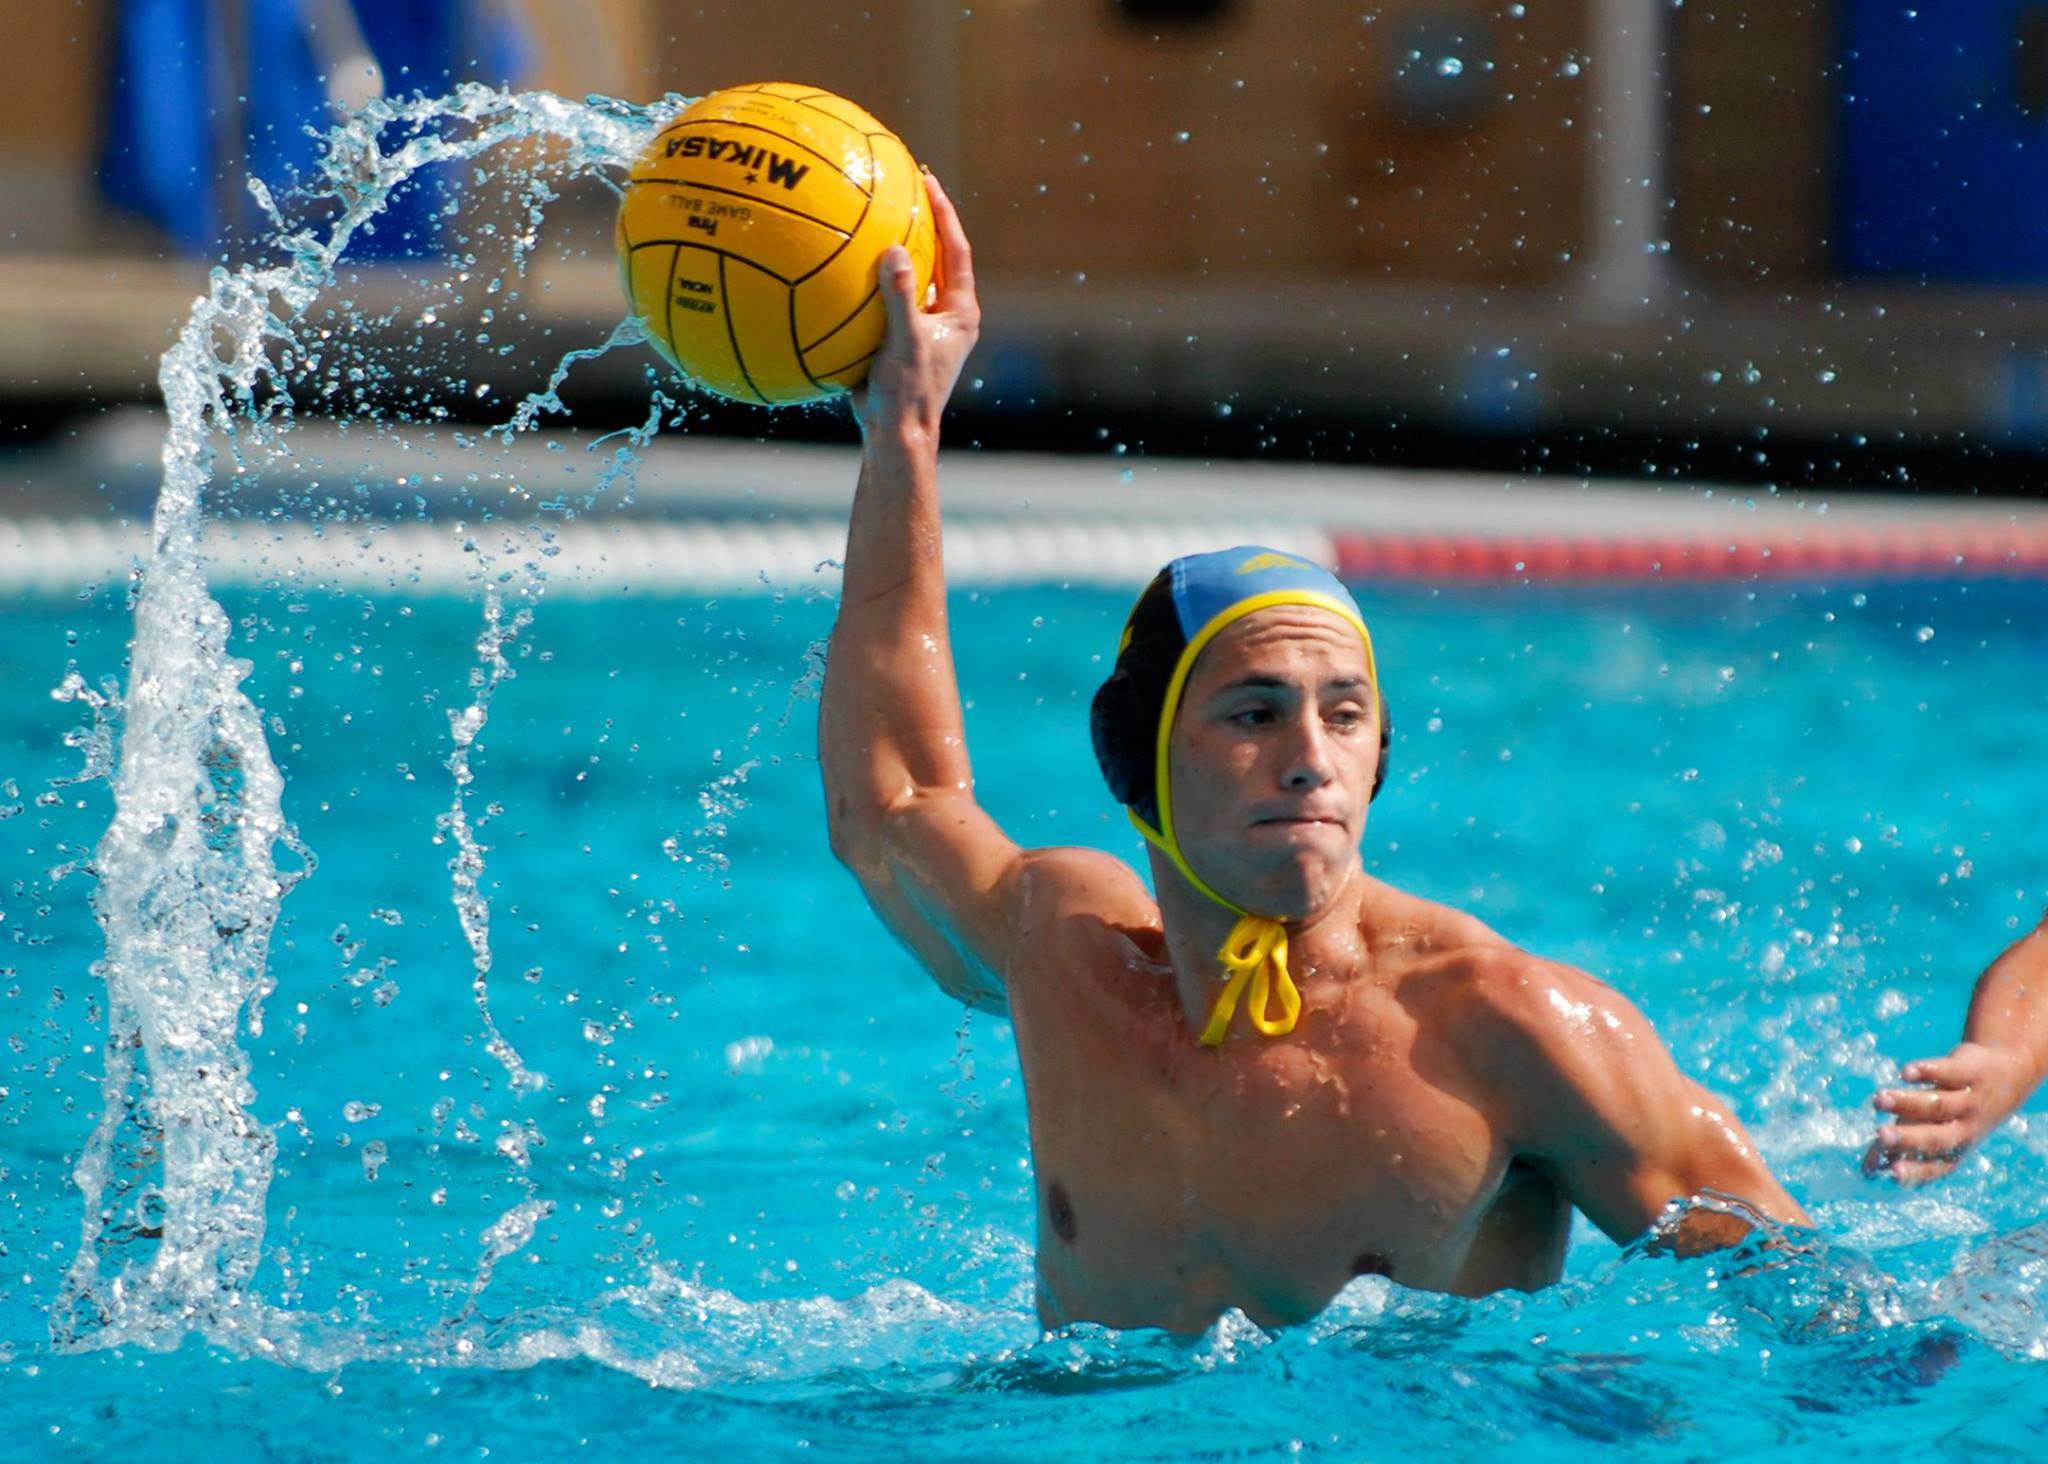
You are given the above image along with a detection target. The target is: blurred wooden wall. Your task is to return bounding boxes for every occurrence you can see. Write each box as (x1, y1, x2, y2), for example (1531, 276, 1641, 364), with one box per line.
(960, 1, 1590, 284)
(658, 1, 1598, 285)
(1, 0, 1840, 293)
(1667, 0, 1834, 284)
(0, 1, 110, 250)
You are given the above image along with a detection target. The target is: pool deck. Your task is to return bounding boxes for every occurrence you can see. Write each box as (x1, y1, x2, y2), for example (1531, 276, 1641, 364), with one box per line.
(7, 408, 2048, 593)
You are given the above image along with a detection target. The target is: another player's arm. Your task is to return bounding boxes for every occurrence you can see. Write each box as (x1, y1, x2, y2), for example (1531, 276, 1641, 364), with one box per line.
(1865, 914, 2048, 1185)
(1485, 958, 1812, 1255)
(818, 175, 1024, 1013)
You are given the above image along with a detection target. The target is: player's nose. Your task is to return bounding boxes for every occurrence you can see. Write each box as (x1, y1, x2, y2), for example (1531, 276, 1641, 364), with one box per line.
(1279, 712, 1335, 791)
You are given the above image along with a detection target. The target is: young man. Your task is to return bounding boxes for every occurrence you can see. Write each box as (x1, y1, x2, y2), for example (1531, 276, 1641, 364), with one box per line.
(819, 174, 1809, 1332)
(1867, 916, 2048, 1185)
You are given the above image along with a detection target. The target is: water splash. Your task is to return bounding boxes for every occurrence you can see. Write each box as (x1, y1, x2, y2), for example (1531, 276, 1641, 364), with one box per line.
(1624, 1192, 1910, 1341)
(56, 84, 677, 1351)
(468, 1198, 558, 1306)
(664, 757, 761, 877)
(1929, 1221, 2048, 1358)
(437, 587, 542, 1095)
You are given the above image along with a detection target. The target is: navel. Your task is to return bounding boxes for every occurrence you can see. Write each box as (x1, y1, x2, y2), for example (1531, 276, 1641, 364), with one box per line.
(1351, 1250, 1394, 1279)
(1046, 1182, 1078, 1244)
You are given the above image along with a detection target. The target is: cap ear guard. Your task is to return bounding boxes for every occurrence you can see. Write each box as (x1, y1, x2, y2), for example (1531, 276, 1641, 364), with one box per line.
(1090, 568, 1178, 828)
(1090, 668, 1158, 825)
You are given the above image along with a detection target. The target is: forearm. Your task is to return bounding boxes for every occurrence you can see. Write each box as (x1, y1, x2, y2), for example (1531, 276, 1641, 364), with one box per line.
(819, 429, 972, 866)
(1960, 918, 2048, 1089)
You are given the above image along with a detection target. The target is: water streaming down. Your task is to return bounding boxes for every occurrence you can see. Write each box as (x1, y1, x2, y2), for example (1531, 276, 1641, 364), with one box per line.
(54, 85, 673, 1353)
(21, 79, 2048, 1454)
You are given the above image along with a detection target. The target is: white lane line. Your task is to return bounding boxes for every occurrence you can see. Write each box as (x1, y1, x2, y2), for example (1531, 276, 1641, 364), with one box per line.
(0, 518, 1337, 596)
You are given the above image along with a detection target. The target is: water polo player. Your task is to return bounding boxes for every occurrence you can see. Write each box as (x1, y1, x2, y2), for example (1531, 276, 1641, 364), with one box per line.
(818, 173, 1810, 1330)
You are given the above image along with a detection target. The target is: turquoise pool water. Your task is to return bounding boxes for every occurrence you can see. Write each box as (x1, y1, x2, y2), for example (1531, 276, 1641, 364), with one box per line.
(6, 574, 2048, 1459)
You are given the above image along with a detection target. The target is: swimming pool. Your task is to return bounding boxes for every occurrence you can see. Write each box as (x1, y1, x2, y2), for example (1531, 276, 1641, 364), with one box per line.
(6, 569, 2048, 1458)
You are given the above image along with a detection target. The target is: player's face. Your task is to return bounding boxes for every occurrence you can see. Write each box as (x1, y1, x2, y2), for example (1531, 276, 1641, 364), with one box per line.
(1166, 606, 1378, 921)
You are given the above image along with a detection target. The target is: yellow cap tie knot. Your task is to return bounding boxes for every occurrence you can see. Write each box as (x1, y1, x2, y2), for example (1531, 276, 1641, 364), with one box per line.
(1197, 913, 1301, 1046)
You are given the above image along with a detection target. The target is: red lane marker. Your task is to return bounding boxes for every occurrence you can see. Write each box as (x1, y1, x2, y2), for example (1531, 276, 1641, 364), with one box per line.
(1328, 528, 2048, 582)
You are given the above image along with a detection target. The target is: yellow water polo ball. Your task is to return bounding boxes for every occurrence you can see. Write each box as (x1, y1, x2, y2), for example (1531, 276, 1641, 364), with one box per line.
(616, 82, 937, 405)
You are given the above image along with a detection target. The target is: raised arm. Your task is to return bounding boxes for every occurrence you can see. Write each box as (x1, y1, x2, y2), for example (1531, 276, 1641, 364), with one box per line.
(1483, 957, 1812, 1256)
(1865, 914, 2048, 1185)
(817, 174, 1025, 1013)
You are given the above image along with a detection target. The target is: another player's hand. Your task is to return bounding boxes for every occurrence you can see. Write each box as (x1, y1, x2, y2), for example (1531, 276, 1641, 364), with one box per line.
(1862, 1041, 2032, 1185)
(851, 171, 979, 446)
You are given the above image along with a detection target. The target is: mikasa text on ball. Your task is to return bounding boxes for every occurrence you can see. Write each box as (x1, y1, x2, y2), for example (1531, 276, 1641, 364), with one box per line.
(616, 83, 937, 405)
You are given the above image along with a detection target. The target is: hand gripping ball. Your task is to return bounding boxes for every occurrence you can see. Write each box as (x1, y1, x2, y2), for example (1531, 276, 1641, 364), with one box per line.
(616, 82, 937, 405)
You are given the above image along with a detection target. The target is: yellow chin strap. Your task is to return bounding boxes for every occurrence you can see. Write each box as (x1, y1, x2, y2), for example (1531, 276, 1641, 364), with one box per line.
(1127, 588, 1378, 1048)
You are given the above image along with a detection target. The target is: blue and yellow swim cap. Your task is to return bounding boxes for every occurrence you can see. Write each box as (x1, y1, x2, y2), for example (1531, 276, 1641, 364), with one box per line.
(1090, 546, 1388, 1046)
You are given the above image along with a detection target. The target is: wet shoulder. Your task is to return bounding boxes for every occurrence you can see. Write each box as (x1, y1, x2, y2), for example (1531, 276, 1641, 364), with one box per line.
(1453, 949, 1633, 1046)
(1371, 891, 1614, 1046)
(1397, 925, 1655, 1111)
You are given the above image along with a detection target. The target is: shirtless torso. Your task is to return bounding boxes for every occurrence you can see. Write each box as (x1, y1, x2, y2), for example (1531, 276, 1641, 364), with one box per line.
(816, 172, 1808, 1333)
(1009, 869, 1563, 1328)
(1002, 854, 1806, 1329)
